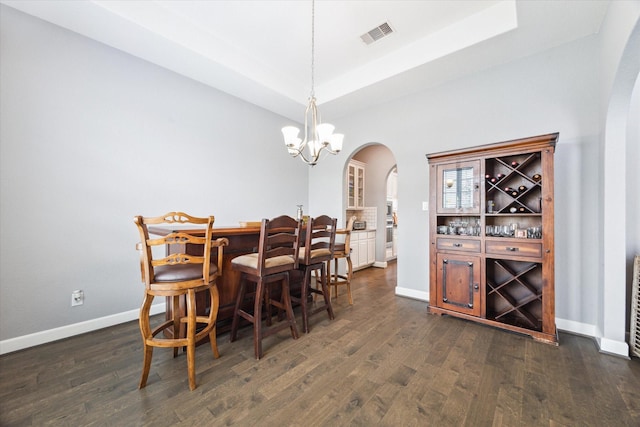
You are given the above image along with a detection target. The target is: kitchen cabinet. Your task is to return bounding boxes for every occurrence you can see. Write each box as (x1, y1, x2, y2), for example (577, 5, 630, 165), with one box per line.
(351, 230, 376, 270)
(427, 133, 558, 344)
(347, 160, 365, 209)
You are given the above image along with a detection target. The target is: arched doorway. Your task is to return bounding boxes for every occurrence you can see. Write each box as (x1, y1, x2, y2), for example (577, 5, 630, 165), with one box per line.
(346, 143, 397, 267)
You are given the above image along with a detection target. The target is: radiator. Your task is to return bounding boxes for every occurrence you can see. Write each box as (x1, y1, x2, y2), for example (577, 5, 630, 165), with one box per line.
(632, 255, 640, 357)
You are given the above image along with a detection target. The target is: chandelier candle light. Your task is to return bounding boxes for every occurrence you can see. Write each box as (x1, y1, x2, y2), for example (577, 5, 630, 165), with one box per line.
(282, 0, 344, 166)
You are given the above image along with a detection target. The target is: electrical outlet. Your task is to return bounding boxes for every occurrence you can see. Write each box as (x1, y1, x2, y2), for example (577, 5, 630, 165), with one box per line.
(71, 290, 84, 306)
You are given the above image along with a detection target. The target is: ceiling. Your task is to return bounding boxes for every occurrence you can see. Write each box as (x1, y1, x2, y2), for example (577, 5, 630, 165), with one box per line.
(2, 0, 611, 121)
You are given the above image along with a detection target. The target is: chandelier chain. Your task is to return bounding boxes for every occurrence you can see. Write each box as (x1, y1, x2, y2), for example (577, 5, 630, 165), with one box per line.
(310, 0, 315, 98)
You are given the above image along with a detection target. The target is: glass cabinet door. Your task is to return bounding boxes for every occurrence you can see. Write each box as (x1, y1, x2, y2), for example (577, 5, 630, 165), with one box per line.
(436, 160, 480, 214)
(347, 163, 356, 208)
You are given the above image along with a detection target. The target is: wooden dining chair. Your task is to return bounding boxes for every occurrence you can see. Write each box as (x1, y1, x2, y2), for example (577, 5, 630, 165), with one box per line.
(327, 215, 357, 304)
(134, 212, 228, 391)
(230, 215, 301, 359)
(292, 215, 337, 333)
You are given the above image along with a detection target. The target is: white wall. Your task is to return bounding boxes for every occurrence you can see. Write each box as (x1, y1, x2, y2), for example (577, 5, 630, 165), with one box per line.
(0, 6, 308, 347)
(311, 34, 608, 333)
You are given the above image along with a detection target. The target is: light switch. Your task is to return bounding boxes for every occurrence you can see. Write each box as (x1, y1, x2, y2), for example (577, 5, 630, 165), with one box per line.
(422, 201, 428, 211)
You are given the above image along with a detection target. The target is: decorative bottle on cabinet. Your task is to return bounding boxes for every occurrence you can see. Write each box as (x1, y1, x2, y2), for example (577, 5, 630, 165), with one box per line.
(426, 133, 558, 344)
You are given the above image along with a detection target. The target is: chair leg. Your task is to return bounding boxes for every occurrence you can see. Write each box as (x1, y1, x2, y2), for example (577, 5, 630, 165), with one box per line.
(138, 293, 154, 389)
(172, 295, 182, 357)
(300, 268, 311, 333)
(320, 264, 335, 320)
(264, 282, 273, 326)
(331, 257, 339, 299)
(345, 255, 354, 305)
(230, 275, 247, 343)
(281, 272, 299, 340)
(186, 289, 198, 391)
(253, 278, 265, 359)
(208, 285, 220, 359)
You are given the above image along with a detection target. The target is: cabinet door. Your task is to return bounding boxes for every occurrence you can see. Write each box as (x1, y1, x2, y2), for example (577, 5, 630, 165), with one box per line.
(436, 253, 481, 316)
(358, 240, 368, 266)
(367, 233, 375, 264)
(347, 163, 356, 209)
(356, 165, 365, 209)
(350, 233, 360, 268)
(436, 160, 480, 214)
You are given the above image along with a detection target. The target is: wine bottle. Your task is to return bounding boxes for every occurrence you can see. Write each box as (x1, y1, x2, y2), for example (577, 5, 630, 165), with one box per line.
(518, 185, 527, 193)
(490, 177, 497, 183)
(485, 174, 491, 180)
(496, 173, 505, 181)
(532, 173, 541, 182)
(505, 187, 519, 197)
(518, 206, 527, 213)
(511, 161, 519, 168)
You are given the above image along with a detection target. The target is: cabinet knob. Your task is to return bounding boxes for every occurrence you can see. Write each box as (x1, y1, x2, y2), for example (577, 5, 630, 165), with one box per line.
(474, 284, 479, 290)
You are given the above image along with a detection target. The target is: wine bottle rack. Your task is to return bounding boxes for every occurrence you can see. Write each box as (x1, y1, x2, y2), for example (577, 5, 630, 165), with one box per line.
(485, 152, 543, 215)
(486, 259, 542, 331)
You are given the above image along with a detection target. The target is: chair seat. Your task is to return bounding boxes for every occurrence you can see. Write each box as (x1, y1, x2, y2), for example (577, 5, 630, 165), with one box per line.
(298, 247, 332, 264)
(232, 253, 295, 270)
(154, 263, 218, 282)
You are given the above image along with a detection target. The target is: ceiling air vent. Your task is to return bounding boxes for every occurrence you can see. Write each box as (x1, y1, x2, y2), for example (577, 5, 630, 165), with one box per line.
(360, 22, 394, 45)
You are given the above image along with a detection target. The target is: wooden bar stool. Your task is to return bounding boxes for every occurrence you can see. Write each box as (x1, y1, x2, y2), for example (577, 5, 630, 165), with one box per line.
(134, 212, 228, 390)
(292, 215, 336, 333)
(230, 215, 301, 359)
(327, 216, 356, 305)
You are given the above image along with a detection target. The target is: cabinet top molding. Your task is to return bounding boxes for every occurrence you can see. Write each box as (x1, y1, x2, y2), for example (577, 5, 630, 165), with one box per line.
(426, 133, 558, 163)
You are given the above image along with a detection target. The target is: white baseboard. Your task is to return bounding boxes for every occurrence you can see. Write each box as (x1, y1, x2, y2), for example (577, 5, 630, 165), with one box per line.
(597, 336, 630, 358)
(373, 261, 387, 268)
(395, 286, 429, 301)
(556, 318, 598, 337)
(556, 318, 628, 357)
(0, 302, 166, 355)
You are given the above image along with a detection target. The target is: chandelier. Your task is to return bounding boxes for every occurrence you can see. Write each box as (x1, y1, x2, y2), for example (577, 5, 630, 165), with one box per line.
(281, 0, 344, 166)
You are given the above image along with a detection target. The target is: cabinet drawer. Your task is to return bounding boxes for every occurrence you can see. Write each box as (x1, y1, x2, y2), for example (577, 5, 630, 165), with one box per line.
(485, 240, 542, 258)
(351, 231, 363, 241)
(436, 238, 480, 253)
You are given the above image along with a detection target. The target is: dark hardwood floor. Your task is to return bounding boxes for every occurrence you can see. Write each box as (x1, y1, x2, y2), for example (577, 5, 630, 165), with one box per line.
(1, 261, 639, 426)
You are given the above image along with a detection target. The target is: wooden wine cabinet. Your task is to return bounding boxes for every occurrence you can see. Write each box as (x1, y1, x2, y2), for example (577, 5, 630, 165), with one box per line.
(427, 133, 558, 344)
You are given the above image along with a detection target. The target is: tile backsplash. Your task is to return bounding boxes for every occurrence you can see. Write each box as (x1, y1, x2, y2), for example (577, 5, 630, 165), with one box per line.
(346, 207, 377, 230)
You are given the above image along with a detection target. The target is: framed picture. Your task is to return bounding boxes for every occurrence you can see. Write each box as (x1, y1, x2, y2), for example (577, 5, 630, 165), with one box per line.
(515, 229, 528, 239)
